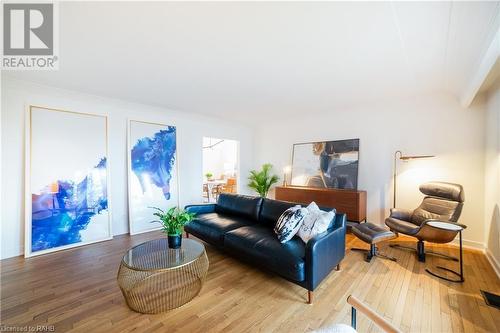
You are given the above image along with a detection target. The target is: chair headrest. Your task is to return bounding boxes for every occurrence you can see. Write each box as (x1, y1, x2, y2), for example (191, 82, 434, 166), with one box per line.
(419, 182, 464, 203)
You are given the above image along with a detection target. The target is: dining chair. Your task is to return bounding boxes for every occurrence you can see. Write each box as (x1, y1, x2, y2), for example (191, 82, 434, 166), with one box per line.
(222, 178, 237, 193)
(211, 184, 222, 201)
(202, 183, 209, 203)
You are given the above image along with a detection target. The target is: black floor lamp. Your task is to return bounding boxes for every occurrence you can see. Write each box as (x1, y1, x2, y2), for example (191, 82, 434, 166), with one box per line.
(393, 150, 435, 208)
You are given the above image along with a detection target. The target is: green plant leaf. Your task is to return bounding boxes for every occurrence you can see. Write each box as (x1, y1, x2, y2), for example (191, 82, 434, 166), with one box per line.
(247, 163, 280, 197)
(149, 206, 196, 235)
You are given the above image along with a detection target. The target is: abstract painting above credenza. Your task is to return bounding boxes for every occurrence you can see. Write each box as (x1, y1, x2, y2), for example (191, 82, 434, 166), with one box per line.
(290, 139, 360, 190)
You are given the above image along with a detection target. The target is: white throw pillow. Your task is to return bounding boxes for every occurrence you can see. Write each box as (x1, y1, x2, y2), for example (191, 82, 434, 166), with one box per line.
(274, 205, 309, 243)
(298, 202, 336, 244)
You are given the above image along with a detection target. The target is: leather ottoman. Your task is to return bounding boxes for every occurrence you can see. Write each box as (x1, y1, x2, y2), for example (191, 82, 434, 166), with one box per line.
(351, 223, 397, 262)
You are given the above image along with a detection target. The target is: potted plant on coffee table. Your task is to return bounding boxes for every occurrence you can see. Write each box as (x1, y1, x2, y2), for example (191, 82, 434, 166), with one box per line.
(150, 207, 196, 249)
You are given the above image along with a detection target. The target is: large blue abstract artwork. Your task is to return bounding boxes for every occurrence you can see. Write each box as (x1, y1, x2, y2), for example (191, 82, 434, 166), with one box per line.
(128, 121, 178, 234)
(131, 127, 177, 200)
(27, 107, 111, 257)
(31, 158, 108, 252)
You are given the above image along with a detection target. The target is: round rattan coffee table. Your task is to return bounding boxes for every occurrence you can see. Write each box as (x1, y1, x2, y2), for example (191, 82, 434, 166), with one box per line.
(117, 238, 209, 313)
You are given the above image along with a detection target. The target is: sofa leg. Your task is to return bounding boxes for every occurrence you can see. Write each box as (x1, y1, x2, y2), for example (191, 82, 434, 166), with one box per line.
(336, 263, 341, 271)
(307, 291, 313, 304)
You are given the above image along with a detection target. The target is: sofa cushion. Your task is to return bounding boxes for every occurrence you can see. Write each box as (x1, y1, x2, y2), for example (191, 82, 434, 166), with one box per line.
(224, 225, 306, 282)
(185, 212, 256, 246)
(215, 194, 263, 220)
(259, 198, 298, 227)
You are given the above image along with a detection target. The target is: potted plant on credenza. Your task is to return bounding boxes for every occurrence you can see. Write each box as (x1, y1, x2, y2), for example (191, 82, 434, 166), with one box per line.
(150, 207, 196, 249)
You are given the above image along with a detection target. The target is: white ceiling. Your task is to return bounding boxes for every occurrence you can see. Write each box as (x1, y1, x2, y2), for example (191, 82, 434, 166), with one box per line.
(4, 1, 500, 122)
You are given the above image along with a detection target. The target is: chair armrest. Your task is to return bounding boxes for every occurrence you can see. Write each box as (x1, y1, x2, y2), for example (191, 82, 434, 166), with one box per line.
(389, 208, 413, 221)
(347, 295, 401, 333)
(184, 204, 216, 215)
(305, 213, 347, 290)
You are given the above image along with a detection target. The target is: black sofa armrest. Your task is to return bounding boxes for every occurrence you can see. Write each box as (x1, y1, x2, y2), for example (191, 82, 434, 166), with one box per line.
(305, 213, 346, 291)
(330, 211, 346, 230)
(185, 204, 216, 215)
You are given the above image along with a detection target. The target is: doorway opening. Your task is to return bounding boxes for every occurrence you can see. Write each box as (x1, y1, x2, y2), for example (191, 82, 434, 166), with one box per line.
(202, 137, 239, 203)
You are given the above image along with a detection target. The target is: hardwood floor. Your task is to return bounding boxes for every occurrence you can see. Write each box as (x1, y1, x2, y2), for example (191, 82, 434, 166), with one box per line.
(1, 231, 499, 332)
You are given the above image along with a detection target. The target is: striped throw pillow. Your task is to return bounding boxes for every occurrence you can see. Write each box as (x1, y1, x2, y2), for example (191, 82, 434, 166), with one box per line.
(274, 205, 309, 243)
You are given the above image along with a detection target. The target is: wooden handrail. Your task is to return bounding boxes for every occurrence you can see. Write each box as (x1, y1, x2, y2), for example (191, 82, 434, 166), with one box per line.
(347, 295, 402, 333)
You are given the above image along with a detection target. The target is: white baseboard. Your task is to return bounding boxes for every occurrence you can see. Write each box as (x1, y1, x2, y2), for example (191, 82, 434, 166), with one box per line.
(449, 238, 485, 251)
(485, 248, 500, 279)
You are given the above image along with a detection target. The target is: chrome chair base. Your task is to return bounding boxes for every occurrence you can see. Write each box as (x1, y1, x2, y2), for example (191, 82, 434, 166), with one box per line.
(389, 243, 458, 262)
(351, 244, 397, 263)
(425, 230, 464, 283)
(426, 266, 464, 283)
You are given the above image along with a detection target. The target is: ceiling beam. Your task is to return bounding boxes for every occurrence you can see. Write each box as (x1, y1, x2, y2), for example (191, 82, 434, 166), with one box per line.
(460, 26, 500, 107)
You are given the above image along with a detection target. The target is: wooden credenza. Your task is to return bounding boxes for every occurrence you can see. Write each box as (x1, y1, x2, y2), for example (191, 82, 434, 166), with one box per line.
(274, 186, 367, 222)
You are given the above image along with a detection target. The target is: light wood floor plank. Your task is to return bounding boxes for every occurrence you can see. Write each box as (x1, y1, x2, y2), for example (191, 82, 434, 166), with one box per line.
(1, 232, 499, 332)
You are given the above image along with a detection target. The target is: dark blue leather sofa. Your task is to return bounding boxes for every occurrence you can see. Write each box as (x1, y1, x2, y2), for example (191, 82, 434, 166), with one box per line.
(184, 193, 346, 303)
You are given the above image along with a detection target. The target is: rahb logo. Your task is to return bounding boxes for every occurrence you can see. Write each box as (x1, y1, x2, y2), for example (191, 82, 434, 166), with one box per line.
(2, 2, 59, 70)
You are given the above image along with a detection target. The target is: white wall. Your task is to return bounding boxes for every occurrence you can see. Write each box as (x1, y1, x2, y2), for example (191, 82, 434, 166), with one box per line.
(255, 93, 486, 248)
(1, 78, 254, 259)
(484, 80, 500, 270)
(0, 77, 492, 258)
(202, 138, 238, 179)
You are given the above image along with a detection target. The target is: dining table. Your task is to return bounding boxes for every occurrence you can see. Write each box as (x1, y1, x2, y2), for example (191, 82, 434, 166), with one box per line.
(204, 179, 226, 202)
